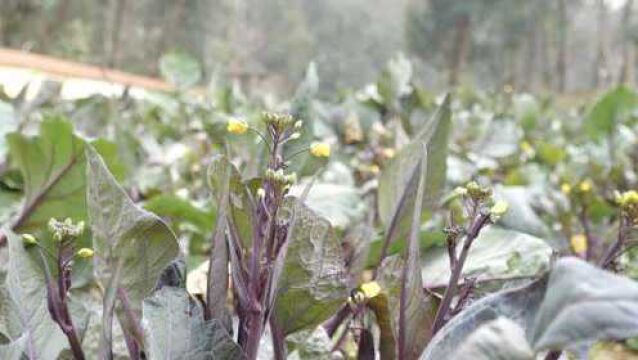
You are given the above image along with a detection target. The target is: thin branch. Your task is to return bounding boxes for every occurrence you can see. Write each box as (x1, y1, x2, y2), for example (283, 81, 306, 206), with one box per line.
(431, 213, 490, 334)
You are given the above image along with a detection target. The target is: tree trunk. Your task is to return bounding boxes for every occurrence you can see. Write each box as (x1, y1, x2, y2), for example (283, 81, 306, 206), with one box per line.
(619, 0, 635, 85)
(107, 0, 128, 68)
(539, 17, 552, 90)
(448, 14, 470, 87)
(593, 0, 609, 89)
(556, 0, 568, 92)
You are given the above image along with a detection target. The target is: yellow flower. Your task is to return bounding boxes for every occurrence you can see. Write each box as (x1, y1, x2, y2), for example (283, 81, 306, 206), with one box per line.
(570, 234, 587, 254)
(382, 148, 396, 159)
(76, 248, 94, 258)
(454, 186, 468, 196)
(520, 141, 533, 154)
(227, 118, 248, 135)
(578, 180, 592, 193)
(310, 142, 331, 158)
(489, 201, 509, 221)
(21, 234, 37, 246)
(561, 183, 571, 195)
(617, 190, 638, 224)
(617, 190, 638, 207)
(360, 281, 381, 299)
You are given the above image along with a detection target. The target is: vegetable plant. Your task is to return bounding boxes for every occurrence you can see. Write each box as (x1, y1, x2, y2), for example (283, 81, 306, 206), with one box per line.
(0, 57, 637, 359)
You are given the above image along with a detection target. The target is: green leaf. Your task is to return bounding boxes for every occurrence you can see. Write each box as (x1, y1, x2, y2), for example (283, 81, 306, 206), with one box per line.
(204, 155, 233, 325)
(0, 334, 28, 360)
(290, 183, 364, 229)
(159, 51, 202, 89)
(421, 278, 547, 360)
(585, 86, 637, 140)
(272, 198, 349, 335)
(375, 254, 437, 360)
(421, 227, 552, 287)
(7, 118, 87, 238)
(5, 118, 123, 285)
(395, 153, 435, 360)
(453, 318, 534, 360)
(493, 187, 551, 238)
(207, 155, 253, 249)
(86, 145, 179, 354)
(142, 287, 242, 359)
(530, 257, 638, 352)
(144, 195, 214, 233)
(4, 230, 73, 360)
(377, 94, 451, 245)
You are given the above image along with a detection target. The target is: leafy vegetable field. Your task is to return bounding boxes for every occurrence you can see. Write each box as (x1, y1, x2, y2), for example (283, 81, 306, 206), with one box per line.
(0, 57, 637, 360)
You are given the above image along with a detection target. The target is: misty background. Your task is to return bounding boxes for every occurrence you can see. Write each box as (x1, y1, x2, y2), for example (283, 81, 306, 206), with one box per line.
(0, 0, 635, 96)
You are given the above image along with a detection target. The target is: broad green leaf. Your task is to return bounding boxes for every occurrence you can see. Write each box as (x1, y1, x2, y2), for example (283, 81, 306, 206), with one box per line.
(0, 334, 28, 360)
(530, 257, 638, 351)
(5, 119, 122, 285)
(7, 118, 86, 238)
(159, 51, 202, 89)
(207, 155, 253, 249)
(142, 287, 242, 359)
(493, 187, 551, 238)
(421, 227, 552, 287)
(421, 278, 547, 360)
(144, 195, 214, 233)
(585, 86, 637, 140)
(144, 194, 215, 256)
(290, 183, 364, 229)
(395, 153, 435, 360)
(272, 198, 349, 335)
(453, 318, 534, 360)
(5, 230, 73, 360)
(204, 155, 233, 325)
(375, 254, 437, 360)
(377, 95, 451, 243)
(86, 146, 179, 353)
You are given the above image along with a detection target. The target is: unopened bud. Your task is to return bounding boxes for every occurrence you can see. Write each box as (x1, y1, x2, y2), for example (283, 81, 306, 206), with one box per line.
(22, 234, 38, 247)
(76, 248, 94, 258)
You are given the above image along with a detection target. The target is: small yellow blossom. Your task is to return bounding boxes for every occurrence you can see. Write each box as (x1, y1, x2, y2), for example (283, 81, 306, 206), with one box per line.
(616, 190, 638, 207)
(256, 188, 266, 199)
(561, 183, 571, 195)
(454, 186, 468, 196)
(617, 190, 638, 224)
(382, 148, 396, 159)
(520, 141, 534, 154)
(310, 142, 331, 158)
(76, 248, 94, 258)
(489, 201, 509, 221)
(369, 165, 380, 175)
(22, 234, 37, 246)
(570, 234, 587, 255)
(227, 118, 248, 135)
(578, 180, 593, 193)
(360, 281, 382, 299)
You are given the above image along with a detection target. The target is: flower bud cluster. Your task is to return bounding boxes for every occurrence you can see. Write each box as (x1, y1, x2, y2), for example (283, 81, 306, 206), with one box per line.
(48, 218, 85, 242)
(264, 168, 297, 186)
(262, 112, 297, 132)
(616, 190, 638, 225)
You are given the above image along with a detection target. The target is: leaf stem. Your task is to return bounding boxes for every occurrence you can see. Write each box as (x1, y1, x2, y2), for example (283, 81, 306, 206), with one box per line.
(431, 212, 490, 334)
(600, 216, 627, 269)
